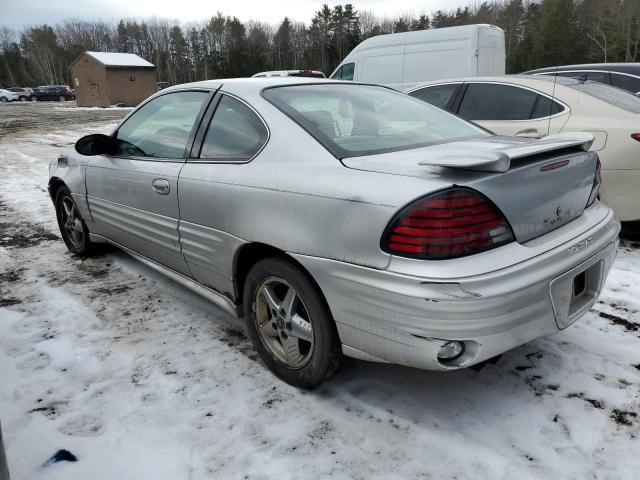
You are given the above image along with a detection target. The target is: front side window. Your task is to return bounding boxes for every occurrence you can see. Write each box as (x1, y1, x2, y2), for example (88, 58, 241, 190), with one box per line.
(611, 73, 640, 95)
(199, 95, 268, 160)
(408, 84, 461, 110)
(263, 84, 488, 158)
(115, 91, 208, 158)
(331, 63, 354, 81)
(458, 83, 538, 121)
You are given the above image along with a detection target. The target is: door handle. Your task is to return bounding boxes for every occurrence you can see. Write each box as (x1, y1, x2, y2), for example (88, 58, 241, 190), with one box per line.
(152, 178, 170, 195)
(516, 128, 541, 138)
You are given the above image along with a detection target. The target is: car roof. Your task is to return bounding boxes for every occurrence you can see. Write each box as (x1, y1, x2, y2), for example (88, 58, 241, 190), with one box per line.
(526, 63, 640, 74)
(164, 77, 357, 95)
(407, 74, 584, 94)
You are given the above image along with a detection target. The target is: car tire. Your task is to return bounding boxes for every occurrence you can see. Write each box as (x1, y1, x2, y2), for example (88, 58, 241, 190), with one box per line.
(243, 257, 343, 388)
(31, 96, 38, 102)
(54, 186, 96, 255)
(59, 95, 66, 102)
(19, 96, 27, 102)
(0, 97, 7, 103)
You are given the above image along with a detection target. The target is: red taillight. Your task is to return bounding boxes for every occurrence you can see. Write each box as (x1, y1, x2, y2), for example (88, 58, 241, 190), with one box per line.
(381, 187, 514, 259)
(631, 133, 640, 142)
(586, 158, 602, 207)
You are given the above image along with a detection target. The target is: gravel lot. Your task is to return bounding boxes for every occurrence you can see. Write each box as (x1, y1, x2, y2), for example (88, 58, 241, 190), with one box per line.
(0, 103, 638, 480)
(0, 101, 131, 139)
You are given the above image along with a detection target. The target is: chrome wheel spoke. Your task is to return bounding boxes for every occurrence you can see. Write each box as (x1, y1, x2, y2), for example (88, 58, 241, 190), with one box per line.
(259, 318, 279, 338)
(261, 286, 280, 314)
(288, 314, 313, 342)
(282, 335, 303, 365)
(281, 287, 297, 319)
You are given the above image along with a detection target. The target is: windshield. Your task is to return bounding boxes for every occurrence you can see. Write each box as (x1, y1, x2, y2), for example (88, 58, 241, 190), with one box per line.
(262, 84, 489, 158)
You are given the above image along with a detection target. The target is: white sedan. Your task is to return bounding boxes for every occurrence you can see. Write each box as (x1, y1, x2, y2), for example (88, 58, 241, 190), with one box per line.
(0, 89, 20, 103)
(407, 75, 640, 223)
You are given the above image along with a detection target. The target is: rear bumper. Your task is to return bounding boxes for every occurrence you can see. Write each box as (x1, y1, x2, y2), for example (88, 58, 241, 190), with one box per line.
(293, 204, 620, 370)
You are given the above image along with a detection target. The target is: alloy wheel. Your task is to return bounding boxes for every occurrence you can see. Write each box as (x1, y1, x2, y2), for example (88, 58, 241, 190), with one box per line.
(60, 197, 84, 248)
(253, 276, 314, 369)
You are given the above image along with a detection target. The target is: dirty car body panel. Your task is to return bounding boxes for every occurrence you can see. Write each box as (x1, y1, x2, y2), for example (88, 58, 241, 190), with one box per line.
(49, 78, 619, 373)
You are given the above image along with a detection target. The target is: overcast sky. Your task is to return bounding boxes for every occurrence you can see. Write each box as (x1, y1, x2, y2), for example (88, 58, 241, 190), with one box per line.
(2, 0, 468, 30)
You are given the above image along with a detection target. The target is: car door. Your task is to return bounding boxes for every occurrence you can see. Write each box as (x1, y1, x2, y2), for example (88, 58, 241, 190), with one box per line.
(178, 93, 269, 297)
(455, 82, 569, 138)
(85, 89, 213, 275)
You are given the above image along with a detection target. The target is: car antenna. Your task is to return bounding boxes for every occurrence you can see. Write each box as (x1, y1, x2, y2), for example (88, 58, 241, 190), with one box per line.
(547, 65, 559, 137)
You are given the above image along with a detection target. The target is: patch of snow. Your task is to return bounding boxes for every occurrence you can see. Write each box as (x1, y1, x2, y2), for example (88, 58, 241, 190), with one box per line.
(85, 52, 154, 68)
(0, 124, 639, 480)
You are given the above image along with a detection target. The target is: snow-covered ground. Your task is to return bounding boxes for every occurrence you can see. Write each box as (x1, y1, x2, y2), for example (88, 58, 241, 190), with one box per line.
(0, 121, 639, 480)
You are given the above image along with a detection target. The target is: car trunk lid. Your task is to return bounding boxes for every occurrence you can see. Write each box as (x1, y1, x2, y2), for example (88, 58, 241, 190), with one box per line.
(341, 133, 598, 243)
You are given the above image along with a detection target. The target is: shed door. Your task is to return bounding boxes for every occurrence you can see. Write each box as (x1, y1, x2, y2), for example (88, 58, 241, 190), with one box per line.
(89, 82, 100, 100)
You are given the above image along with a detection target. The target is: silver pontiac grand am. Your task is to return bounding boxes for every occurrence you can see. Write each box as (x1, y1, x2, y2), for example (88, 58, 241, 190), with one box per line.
(49, 78, 620, 387)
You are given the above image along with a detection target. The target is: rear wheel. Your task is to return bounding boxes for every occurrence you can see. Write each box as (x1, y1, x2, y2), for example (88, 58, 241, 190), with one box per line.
(0, 97, 7, 103)
(31, 96, 38, 102)
(243, 258, 342, 388)
(59, 95, 66, 102)
(19, 96, 27, 102)
(54, 186, 95, 255)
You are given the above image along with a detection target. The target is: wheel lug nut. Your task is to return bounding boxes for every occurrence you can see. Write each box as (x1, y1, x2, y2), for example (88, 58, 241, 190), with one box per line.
(286, 322, 292, 331)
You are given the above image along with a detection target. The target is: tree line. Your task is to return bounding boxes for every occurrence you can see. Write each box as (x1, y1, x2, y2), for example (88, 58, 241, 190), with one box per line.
(0, 0, 638, 88)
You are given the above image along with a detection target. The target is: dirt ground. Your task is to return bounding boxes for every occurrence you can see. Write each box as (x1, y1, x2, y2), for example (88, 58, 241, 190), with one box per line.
(0, 101, 130, 139)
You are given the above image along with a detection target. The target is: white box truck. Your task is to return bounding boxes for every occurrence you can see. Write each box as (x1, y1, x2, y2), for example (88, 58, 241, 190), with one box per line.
(330, 24, 505, 91)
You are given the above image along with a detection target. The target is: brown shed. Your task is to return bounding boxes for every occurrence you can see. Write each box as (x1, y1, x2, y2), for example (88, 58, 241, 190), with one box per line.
(70, 51, 156, 107)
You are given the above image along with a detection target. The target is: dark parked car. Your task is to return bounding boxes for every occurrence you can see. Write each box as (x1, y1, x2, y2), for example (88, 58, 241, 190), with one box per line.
(7, 87, 33, 101)
(155, 81, 171, 92)
(32, 85, 75, 102)
(525, 63, 640, 96)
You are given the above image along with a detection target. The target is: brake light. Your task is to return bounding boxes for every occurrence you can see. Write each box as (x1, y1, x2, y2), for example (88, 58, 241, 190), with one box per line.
(586, 158, 602, 207)
(631, 133, 640, 142)
(381, 187, 514, 259)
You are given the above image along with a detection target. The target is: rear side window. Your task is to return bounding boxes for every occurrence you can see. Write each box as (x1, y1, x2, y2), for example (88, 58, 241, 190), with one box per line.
(585, 71, 611, 84)
(569, 82, 640, 113)
(530, 95, 564, 119)
(331, 63, 355, 81)
(611, 73, 640, 94)
(408, 84, 461, 111)
(199, 95, 268, 160)
(458, 83, 539, 120)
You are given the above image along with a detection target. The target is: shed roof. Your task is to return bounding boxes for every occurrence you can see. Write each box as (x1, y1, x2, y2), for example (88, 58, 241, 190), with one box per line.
(84, 51, 155, 68)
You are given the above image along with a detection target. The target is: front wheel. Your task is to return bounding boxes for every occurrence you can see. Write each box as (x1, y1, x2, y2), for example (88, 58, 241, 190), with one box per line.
(59, 95, 66, 102)
(31, 96, 38, 102)
(54, 186, 95, 255)
(243, 258, 343, 388)
(0, 97, 7, 103)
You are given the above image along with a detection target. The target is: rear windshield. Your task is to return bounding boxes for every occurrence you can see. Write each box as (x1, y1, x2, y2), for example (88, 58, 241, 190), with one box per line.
(568, 82, 640, 113)
(262, 84, 489, 158)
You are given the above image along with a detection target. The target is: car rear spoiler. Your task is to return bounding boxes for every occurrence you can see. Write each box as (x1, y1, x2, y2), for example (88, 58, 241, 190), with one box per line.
(417, 132, 594, 173)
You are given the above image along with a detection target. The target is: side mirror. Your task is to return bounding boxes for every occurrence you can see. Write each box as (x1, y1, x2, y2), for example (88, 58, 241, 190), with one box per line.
(75, 134, 115, 156)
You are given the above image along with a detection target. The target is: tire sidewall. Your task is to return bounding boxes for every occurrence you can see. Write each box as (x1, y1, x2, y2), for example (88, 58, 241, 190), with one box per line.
(55, 186, 90, 254)
(243, 258, 341, 388)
